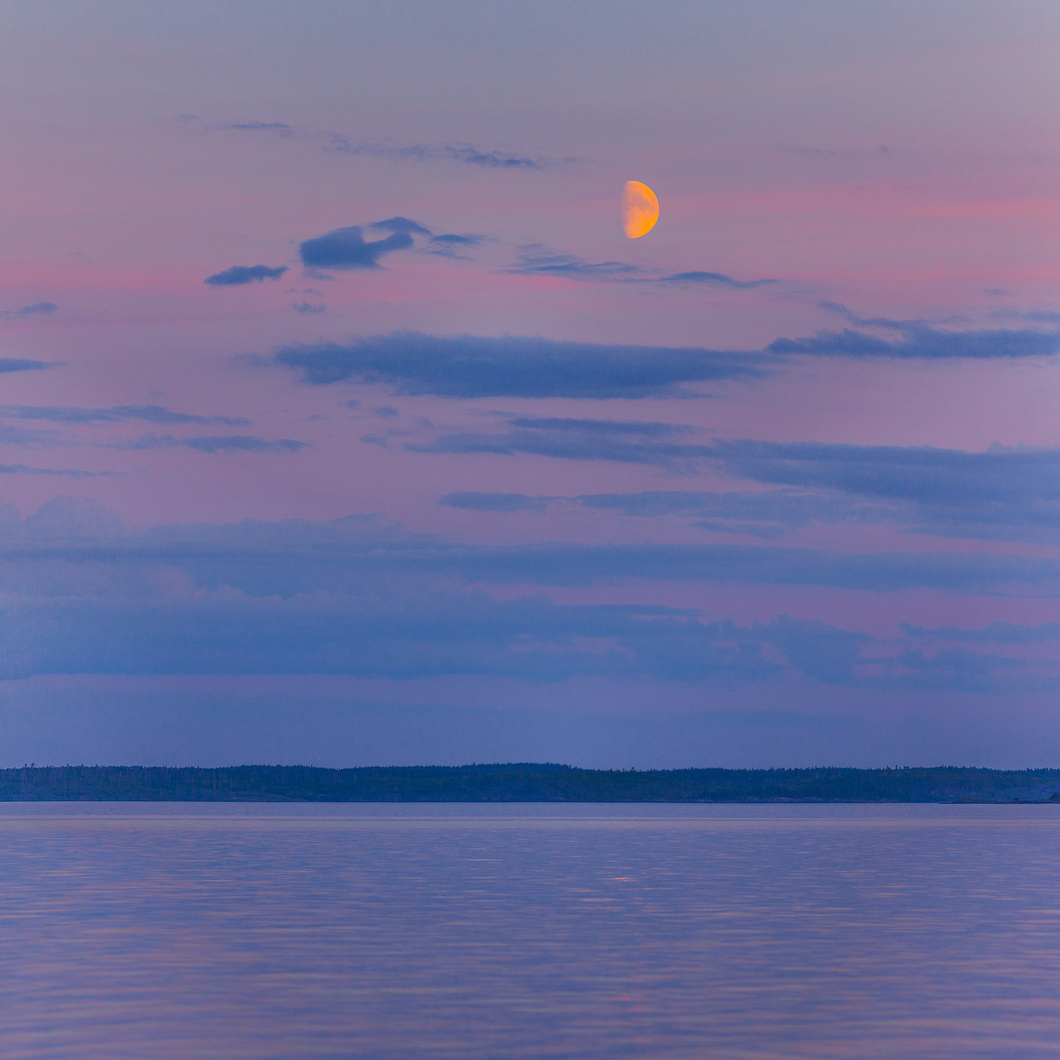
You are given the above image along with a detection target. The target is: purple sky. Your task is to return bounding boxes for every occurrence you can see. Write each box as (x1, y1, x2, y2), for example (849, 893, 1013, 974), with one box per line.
(1, 1, 1059, 767)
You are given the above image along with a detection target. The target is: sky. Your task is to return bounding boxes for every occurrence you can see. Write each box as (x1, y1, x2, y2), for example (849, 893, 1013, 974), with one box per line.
(1, 0, 1060, 768)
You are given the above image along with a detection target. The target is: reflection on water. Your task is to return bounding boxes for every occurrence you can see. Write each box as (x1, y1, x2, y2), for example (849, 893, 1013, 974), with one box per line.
(0, 803, 1058, 1059)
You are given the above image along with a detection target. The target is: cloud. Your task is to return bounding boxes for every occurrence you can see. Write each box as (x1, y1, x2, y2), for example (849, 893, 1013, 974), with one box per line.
(430, 439, 1060, 544)
(0, 404, 249, 426)
(900, 621, 1060, 644)
(13, 302, 58, 317)
(298, 217, 431, 271)
(658, 271, 776, 289)
(109, 434, 307, 454)
(403, 542, 1060, 594)
(292, 302, 326, 314)
(441, 492, 551, 513)
(413, 415, 714, 469)
(573, 489, 876, 538)
(0, 503, 1050, 598)
(204, 265, 288, 286)
(989, 308, 1060, 325)
(425, 233, 487, 259)
(890, 646, 1030, 693)
(0, 463, 117, 478)
(763, 614, 868, 684)
(219, 121, 295, 137)
(0, 358, 52, 373)
(205, 117, 571, 170)
(507, 247, 641, 280)
(0, 500, 1050, 688)
(0, 498, 1048, 690)
(275, 332, 766, 397)
(326, 136, 568, 170)
(507, 246, 773, 287)
(772, 305, 1060, 359)
(706, 440, 1060, 543)
(271, 311, 1057, 404)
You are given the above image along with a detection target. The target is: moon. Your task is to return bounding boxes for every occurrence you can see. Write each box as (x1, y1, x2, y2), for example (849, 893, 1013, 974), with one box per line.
(622, 180, 659, 238)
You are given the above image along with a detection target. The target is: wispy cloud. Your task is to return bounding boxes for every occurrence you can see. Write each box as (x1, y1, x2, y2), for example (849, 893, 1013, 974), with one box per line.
(507, 245, 774, 288)
(412, 415, 713, 469)
(275, 332, 766, 397)
(204, 265, 288, 286)
(424, 233, 488, 259)
(900, 621, 1060, 644)
(108, 434, 308, 454)
(659, 271, 776, 289)
(0, 404, 249, 426)
(0, 463, 118, 478)
(324, 135, 570, 170)
(203, 118, 571, 170)
(774, 302, 1060, 360)
(0, 302, 58, 319)
(441, 492, 552, 513)
(507, 246, 641, 280)
(430, 439, 1060, 545)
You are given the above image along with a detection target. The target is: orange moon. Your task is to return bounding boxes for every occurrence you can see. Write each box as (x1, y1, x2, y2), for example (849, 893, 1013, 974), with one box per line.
(622, 180, 659, 238)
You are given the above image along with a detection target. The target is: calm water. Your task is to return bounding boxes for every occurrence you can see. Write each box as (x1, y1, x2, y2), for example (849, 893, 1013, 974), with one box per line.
(0, 804, 1058, 1059)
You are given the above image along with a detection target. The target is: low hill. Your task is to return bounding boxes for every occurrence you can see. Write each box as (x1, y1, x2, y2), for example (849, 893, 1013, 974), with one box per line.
(1, 764, 1059, 802)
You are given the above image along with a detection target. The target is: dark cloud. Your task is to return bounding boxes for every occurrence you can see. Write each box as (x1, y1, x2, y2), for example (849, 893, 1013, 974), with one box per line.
(891, 646, 1029, 693)
(403, 542, 1059, 594)
(441, 492, 551, 513)
(204, 264, 288, 286)
(763, 614, 868, 684)
(292, 302, 326, 314)
(0, 358, 52, 374)
(0, 503, 1049, 598)
(272, 311, 1057, 404)
(0, 404, 249, 426)
(298, 217, 431, 271)
(276, 332, 766, 398)
(0, 500, 1050, 687)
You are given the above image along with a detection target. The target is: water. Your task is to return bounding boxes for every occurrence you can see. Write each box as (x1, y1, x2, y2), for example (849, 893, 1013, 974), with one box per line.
(0, 804, 1058, 1059)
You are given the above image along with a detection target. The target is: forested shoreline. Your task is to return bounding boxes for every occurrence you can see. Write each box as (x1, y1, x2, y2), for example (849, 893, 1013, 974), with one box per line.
(1, 764, 1059, 802)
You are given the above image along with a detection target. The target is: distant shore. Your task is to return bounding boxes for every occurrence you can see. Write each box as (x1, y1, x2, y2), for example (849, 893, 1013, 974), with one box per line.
(2, 764, 1060, 802)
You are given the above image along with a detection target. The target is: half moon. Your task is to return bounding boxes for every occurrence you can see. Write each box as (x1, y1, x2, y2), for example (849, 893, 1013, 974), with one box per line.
(622, 180, 659, 239)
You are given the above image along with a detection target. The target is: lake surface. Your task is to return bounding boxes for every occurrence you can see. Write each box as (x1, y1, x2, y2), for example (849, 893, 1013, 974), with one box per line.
(0, 803, 1058, 1059)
